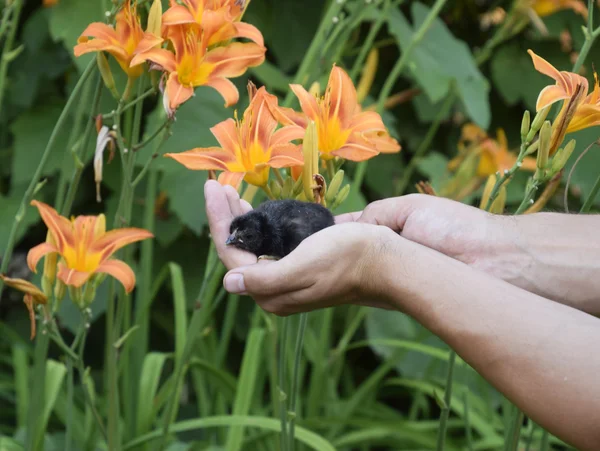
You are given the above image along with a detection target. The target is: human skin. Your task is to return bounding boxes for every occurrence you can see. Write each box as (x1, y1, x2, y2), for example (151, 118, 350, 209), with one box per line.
(204, 180, 600, 450)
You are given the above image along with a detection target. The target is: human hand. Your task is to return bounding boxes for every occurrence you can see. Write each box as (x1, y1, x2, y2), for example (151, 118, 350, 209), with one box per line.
(339, 194, 513, 278)
(204, 180, 399, 315)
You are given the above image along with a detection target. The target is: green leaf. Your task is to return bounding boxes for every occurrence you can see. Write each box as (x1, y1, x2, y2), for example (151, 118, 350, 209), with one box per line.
(160, 169, 208, 235)
(267, 0, 323, 72)
(387, 3, 490, 128)
(168, 262, 188, 366)
(11, 345, 29, 430)
(124, 416, 336, 451)
(136, 352, 169, 436)
(224, 328, 266, 451)
(0, 436, 25, 451)
(10, 104, 70, 185)
(48, 0, 105, 71)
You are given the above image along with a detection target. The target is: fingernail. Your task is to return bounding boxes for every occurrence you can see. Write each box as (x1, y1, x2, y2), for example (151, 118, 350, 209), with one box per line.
(224, 273, 246, 294)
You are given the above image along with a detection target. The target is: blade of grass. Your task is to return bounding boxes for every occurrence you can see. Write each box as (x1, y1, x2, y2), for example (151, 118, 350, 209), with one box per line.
(225, 328, 266, 451)
(125, 416, 336, 451)
(436, 351, 457, 451)
(135, 352, 169, 438)
(11, 345, 28, 430)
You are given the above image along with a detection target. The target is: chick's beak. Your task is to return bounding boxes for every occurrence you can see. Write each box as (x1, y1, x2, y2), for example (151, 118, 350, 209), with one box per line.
(225, 230, 237, 245)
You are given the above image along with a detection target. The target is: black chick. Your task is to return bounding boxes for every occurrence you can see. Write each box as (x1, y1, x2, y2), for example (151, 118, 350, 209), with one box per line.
(225, 199, 335, 259)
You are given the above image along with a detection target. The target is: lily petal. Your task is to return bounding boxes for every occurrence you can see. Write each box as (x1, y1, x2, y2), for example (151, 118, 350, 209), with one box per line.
(233, 22, 264, 46)
(205, 77, 239, 107)
(217, 171, 245, 189)
(97, 259, 137, 293)
(211, 119, 241, 155)
(327, 66, 358, 127)
(271, 125, 306, 147)
(31, 201, 75, 256)
(166, 72, 195, 110)
(206, 42, 266, 79)
(165, 147, 237, 171)
(57, 263, 91, 288)
(332, 141, 379, 162)
(162, 4, 196, 25)
(289, 84, 320, 122)
(536, 85, 570, 111)
(92, 227, 154, 260)
(269, 145, 304, 168)
(528, 49, 568, 90)
(131, 48, 177, 72)
(27, 242, 60, 273)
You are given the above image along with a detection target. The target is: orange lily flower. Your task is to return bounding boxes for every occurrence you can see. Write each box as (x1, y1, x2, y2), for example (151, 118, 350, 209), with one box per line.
(529, 0, 587, 18)
(529, 50, 600, 135)
(450, 124, 537, 177)
(131, 23, 265, 113)
(271, 66, 401, 162)
(476, 128, 537, 176)
(162, 0, 256, 46)
(74, 0, 146, 78)
(27, 201, 153, 293)
(0, 275, 48, 340)
(165, 86, 304, 188)
(43, 0, 59, 7)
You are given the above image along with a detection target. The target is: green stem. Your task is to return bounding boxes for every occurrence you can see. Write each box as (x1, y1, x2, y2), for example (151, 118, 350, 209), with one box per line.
(283, 0, 345, 107)
(435, 351, 456, 451)
(278, 317, 290, 451)
(504, 407, 525, 451)
(540, 430, 549, 451)
(485, 139, 529, 211)
(27, 329, 49, 451)
(350, 0, 391, 80)
(66, 359, 74, 451)
(0, 59, 95, 301)
(288, 313, 308, 451)
(395, 92, 456, 195)
(580, 173, 600, 212)
(376, 0, 448, 112)
(0, 0, 22, 115)
(55, 72, 96, 213)
(133, 119, 170, 151)
(515, 181, 539, 214)
(62, 77, 104, 216)
(463, 390, 473, 451)
(102, 88, 156, 120)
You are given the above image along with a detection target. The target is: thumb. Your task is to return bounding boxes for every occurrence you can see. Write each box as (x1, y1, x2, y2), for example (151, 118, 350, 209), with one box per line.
(357, 196, 418, 232)
(223, 258, 305, 296)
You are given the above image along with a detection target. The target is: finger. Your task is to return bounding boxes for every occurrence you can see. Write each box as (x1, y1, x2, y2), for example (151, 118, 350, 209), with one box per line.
(335, 211, 362, 224)
(205, 181, 256, 269)
(224, 184, 245, 217)
(240, 199, 253, 214)
(357, 197, 418, 231)
(223, 257, 312, 297)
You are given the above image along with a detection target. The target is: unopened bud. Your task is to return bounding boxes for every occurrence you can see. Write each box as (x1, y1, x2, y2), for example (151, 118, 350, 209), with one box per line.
(525, 139, 539, 156)
(520, 110, 531, 141)
(96, 53, 119, 100)
(330, 184, 350, 210)
(69, 286, 83, 308)
(53, 279, 66, 312)
(527, 106, 550, 142)
(325, 169, 345, 204)
(356, 49, 378, 104)
(281, 176, 293, 199)
(302, 122, 319, 202)
(536, 120, 552, 170)
(42, 232, 57, 288)
(147, 0, 162, 36)
(269, 178, 282, 199)
(83, 280, 98, 306)
(292, 172, 304, 197)
(551, 139, 576, 174)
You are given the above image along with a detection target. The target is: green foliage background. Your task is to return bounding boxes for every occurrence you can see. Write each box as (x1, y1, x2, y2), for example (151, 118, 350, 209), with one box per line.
(1, 0, 599, 450)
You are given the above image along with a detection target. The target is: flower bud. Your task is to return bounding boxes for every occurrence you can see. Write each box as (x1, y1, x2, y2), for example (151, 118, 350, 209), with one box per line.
(302, 121, 319, 202)
(479, 174, 506, 213)
(281, 176, 294, 198)
(269, 178, 282, 199)
(53, 279, 66, 312)
(69, 286, 83, 308)
(536, 120, 552, 170)
(292, 173, 304, 197)
(96, 53, 119, 100)
(550, 139, 576, 175)
(356, 49, 378, 104)
(526, 106, 550, 142)
(330, 184, 350, 210)
(520, 110, 531, 141)
(42, 231, 57, 291)
(83, 280, 99, 307)
(325, 169, 345, 204)
(147, 0, 162, 36)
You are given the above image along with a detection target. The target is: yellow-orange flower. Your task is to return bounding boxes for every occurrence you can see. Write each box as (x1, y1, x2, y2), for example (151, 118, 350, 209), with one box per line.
(529, 0, 587, 18)
(131, 23, 265, 113)
(0, 275, 48, 340)
(165, 87, 304, 188)
(451, 124, 537, 177)
(271, 66, 401, 162)
(162, 0, 255, 46)
(27, 201, 153, 293)
(528, 50, 600, 135)
(74, 0, 146, 78)
(43, 0, 59, 7)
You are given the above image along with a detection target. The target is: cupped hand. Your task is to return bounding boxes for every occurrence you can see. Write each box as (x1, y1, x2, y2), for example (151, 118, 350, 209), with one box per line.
(204, 180, 399, 315)
(339, 194, 510, 274)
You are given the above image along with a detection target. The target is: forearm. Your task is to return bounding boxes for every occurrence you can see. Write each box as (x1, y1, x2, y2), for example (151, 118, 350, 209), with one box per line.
(489, 213, 600, 314)
(381, 238, 600, 451)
